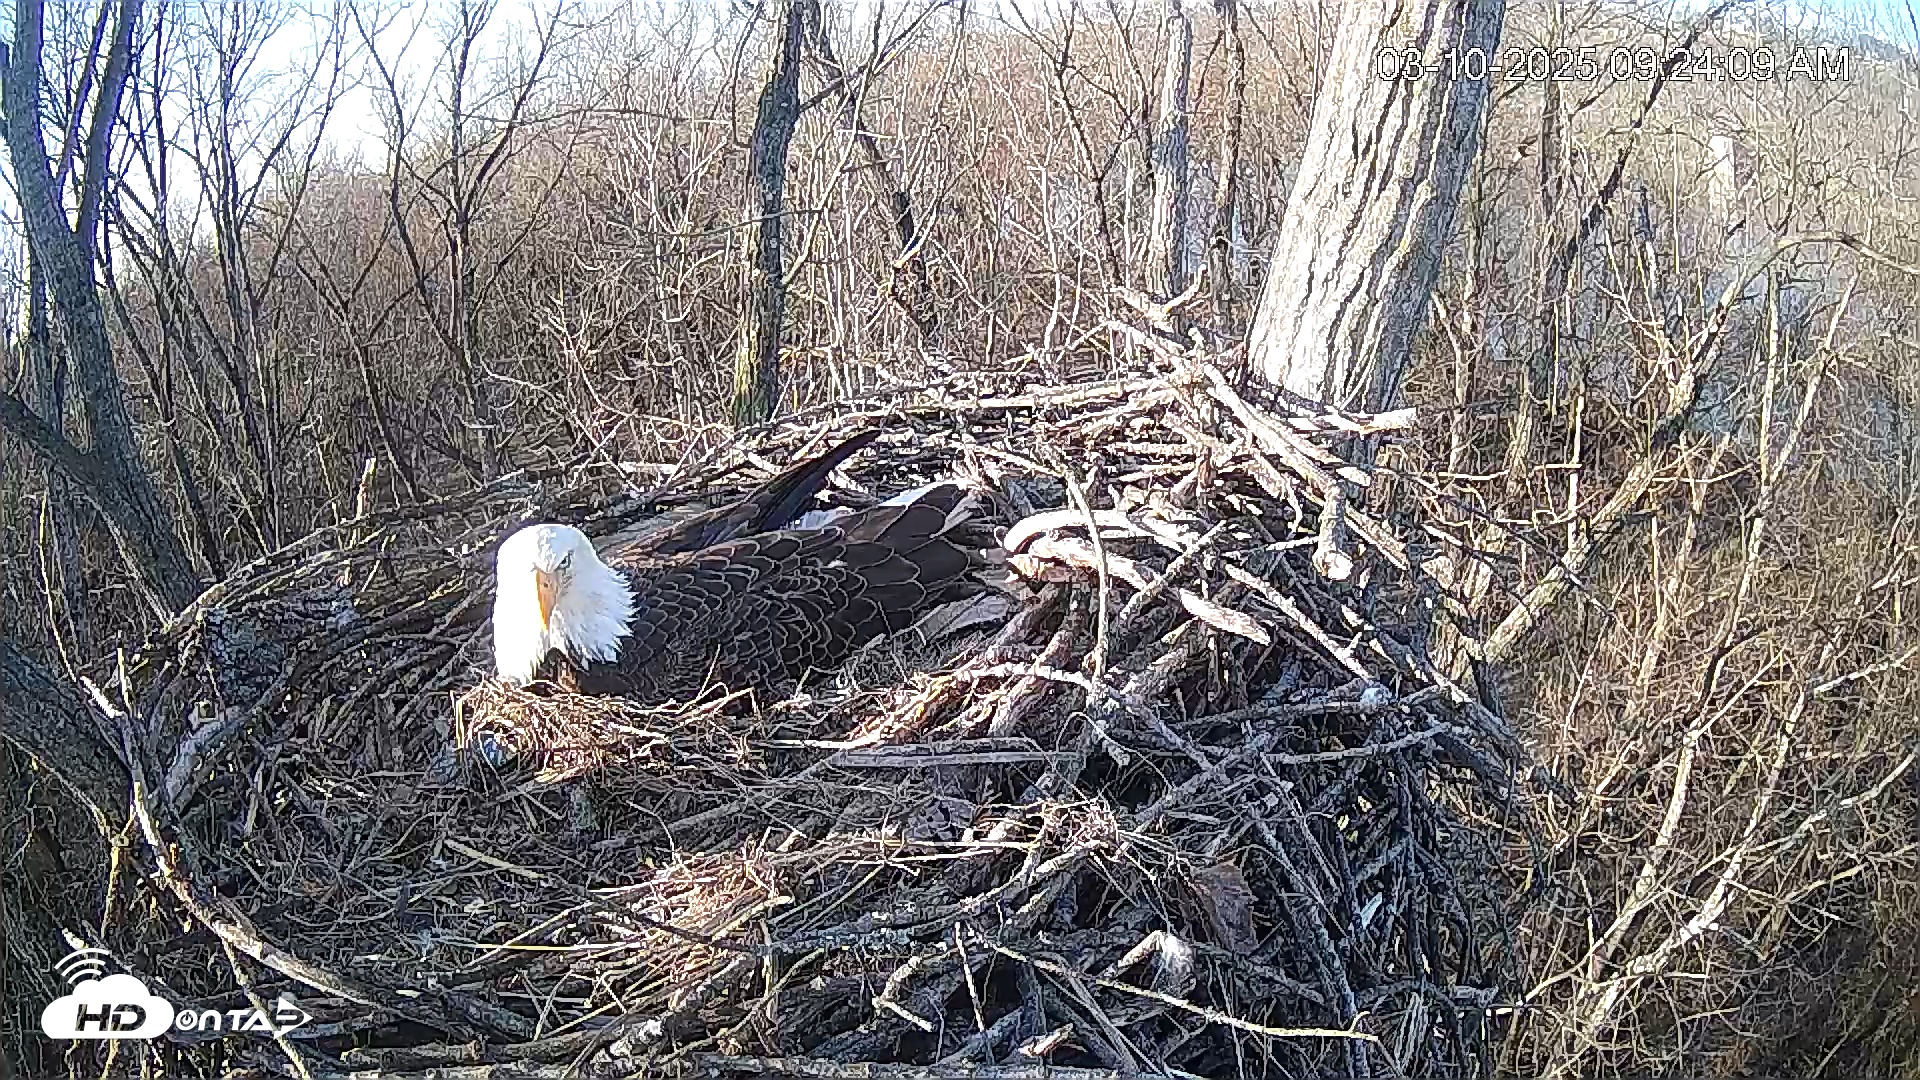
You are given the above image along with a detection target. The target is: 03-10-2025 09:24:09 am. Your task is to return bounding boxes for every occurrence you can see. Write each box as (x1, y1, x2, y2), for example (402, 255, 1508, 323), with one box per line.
(1375, 43, 1853, 84)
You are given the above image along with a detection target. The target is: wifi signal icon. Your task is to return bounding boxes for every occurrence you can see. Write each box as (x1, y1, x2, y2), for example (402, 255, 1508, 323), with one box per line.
(55, 948, 111, 988)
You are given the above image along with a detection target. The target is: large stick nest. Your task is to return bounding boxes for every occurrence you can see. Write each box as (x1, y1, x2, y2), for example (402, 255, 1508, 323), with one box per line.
(113, 341, 1541, 1080)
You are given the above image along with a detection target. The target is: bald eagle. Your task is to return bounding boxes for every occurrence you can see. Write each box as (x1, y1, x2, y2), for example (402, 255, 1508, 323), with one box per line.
(490, 431, 983, 702)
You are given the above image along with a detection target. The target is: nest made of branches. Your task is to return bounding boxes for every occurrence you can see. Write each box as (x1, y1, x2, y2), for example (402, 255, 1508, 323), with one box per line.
(107, 336, 1542, 1080)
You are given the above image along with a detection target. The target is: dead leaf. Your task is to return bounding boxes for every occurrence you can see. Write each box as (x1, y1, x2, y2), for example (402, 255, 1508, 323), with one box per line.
(1191, 861, 1259, 955)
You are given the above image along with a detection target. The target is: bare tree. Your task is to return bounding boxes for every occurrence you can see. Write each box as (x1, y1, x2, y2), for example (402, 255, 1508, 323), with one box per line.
(1244, 0, 1504, 411)
(1144, 0, 1192, 302)
(1005, 0, 1126, 293)
(1204, 0, 1246, 334)
(802, 4, 946, 342)
(0, 0, 200, 614)
(732, 0, 812, 425)
(356, 0, 572, 477)
(108, 0, 357, 562)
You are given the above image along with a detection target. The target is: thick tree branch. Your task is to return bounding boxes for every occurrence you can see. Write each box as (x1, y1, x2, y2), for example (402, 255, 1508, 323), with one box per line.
(0, 640, 128, 832)
(75, 0, 141, 248)
(0, 388, 100, 492)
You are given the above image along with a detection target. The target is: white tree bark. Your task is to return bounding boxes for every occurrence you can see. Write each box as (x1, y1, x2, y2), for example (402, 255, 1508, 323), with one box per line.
(1145, 0, 1193, 301)
(1246, 0, 1504, 411)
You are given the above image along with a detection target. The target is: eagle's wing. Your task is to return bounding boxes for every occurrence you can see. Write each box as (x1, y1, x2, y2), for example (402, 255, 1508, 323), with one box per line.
(633, 430, 880, 556)
(552, 486, 974, 701)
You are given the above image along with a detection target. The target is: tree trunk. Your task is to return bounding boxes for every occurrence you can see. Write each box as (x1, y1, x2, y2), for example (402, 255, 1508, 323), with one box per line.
(1, 638, 129, 829)
(1245, 0, 1504, 412)
(0, 0, 200, 615)
(732, 0, 810, 426)
(1206, 0, 1247, 335)
(26, 262, 93, 655)
(1145, 0, 1193, 302)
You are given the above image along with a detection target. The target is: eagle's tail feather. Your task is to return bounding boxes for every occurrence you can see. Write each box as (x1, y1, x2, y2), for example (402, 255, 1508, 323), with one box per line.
(643, 429, 880, 555)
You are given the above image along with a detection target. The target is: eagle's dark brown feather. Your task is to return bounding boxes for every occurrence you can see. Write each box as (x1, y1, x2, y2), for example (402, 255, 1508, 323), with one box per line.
(536, 437, 980, 703)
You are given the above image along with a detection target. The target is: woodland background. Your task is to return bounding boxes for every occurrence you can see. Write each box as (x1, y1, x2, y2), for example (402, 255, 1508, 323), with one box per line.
(5, 0, 1920, 1075)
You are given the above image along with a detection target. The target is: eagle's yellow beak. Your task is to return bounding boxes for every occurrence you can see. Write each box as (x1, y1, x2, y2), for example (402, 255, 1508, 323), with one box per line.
(534, 568, 558, 630)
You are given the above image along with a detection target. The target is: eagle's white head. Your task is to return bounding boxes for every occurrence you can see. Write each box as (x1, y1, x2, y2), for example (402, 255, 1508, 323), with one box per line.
(492, 524, 635, 685)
